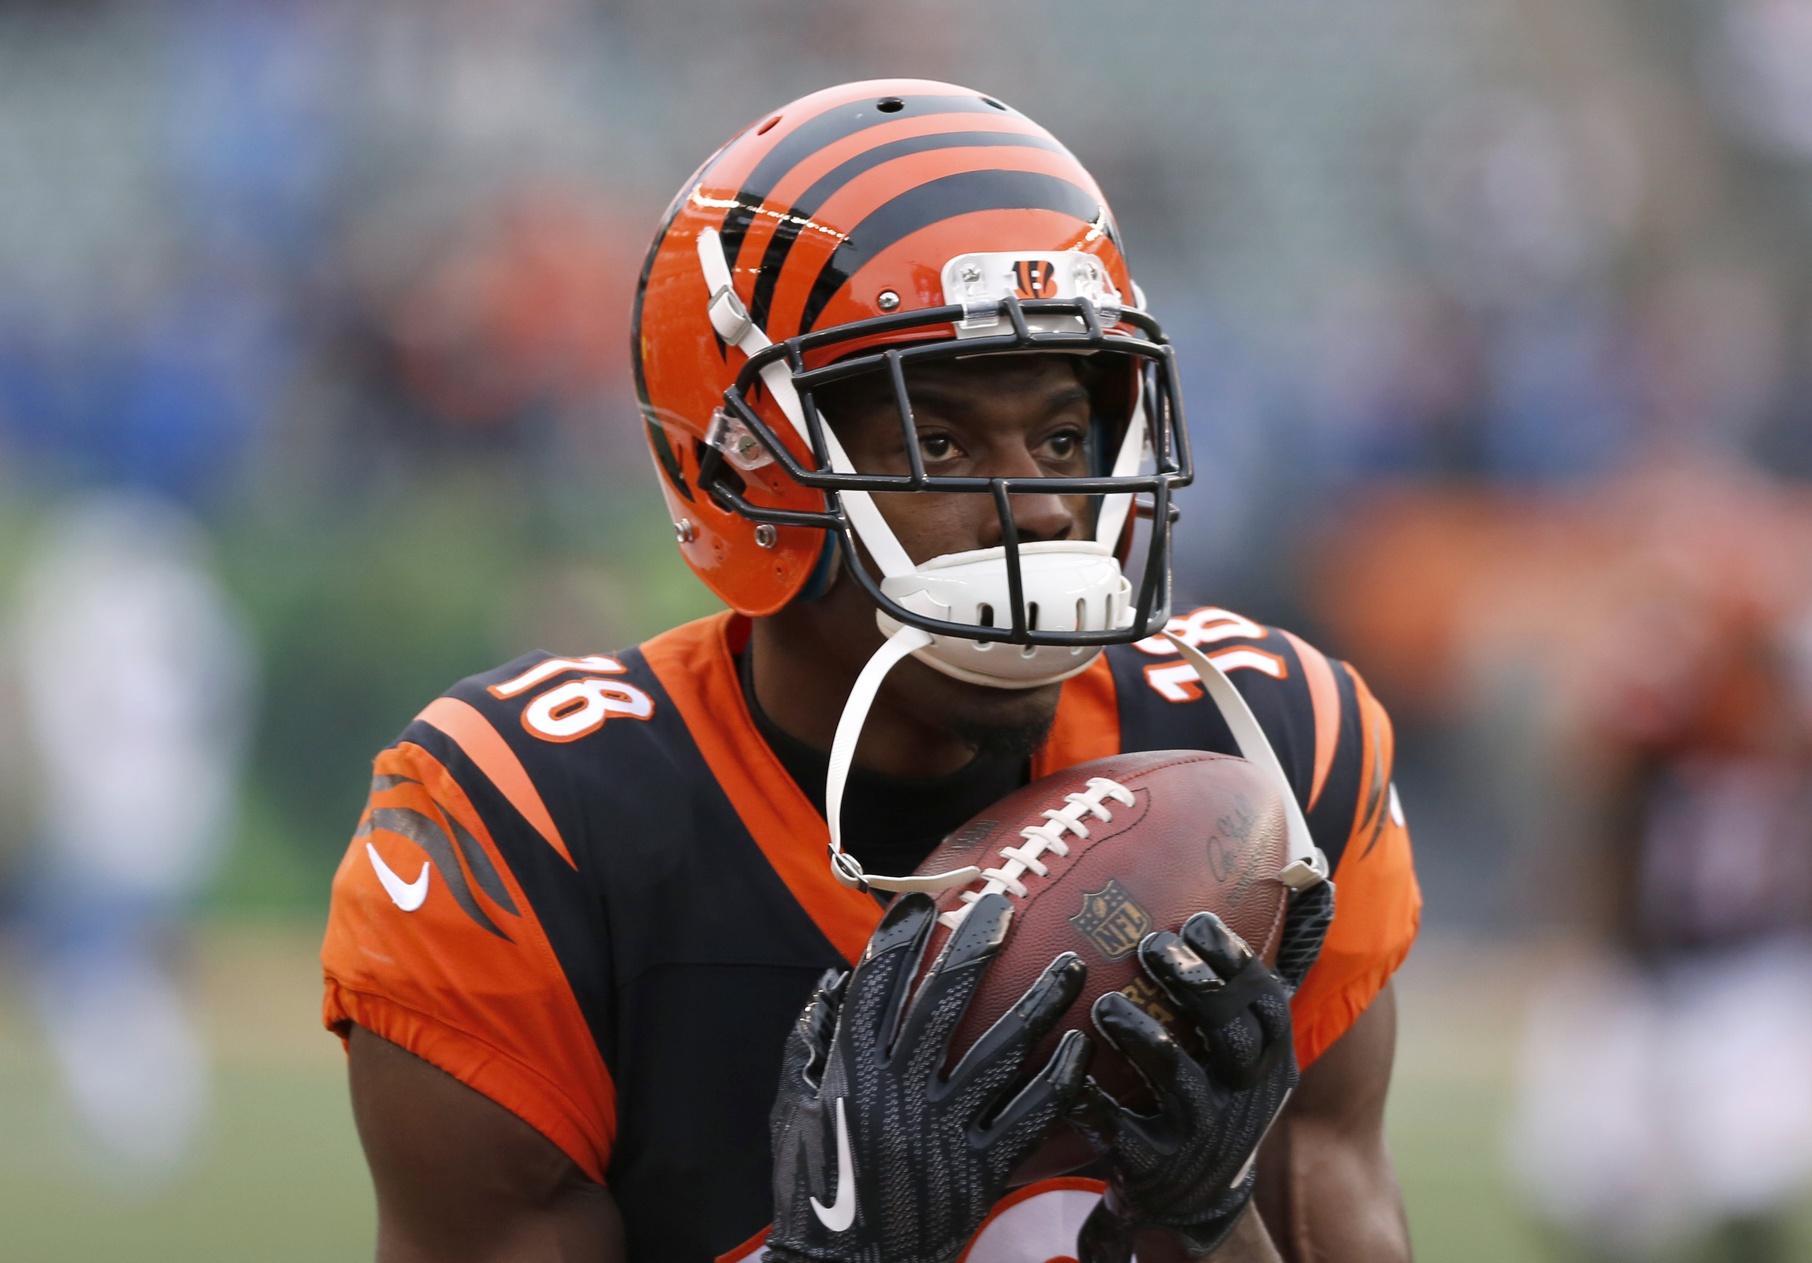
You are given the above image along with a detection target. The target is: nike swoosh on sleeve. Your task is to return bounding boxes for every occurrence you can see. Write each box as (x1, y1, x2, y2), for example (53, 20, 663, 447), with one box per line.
(366, 842, 430, 912)
(358, 806, 511, 939)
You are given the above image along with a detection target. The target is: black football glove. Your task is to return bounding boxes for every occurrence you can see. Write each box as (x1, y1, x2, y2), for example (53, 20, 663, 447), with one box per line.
(1069, 881, 1335, 1261)
(765, 891, 1093, 1263)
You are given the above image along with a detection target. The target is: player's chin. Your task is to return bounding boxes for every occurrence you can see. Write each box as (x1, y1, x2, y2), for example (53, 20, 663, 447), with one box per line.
(899, 663, 1065, 759)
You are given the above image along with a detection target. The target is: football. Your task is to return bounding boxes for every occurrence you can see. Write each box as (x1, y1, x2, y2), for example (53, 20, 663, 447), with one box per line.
(911, 749, 1292, 1179)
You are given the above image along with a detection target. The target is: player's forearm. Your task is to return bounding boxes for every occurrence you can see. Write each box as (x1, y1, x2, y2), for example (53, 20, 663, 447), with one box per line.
(1249, 986, 1410, 1263)
(1289, 1153, 1411, 1263)
(1252, 1118, 1411, 1263)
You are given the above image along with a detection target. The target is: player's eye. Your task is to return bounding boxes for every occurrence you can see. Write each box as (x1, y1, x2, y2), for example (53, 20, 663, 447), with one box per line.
(918, 433, 960, 463)
(1041, 429, 1084, 463)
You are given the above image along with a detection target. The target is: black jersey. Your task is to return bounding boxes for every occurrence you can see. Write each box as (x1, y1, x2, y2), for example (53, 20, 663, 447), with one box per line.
(323, 608, 1420, 1262)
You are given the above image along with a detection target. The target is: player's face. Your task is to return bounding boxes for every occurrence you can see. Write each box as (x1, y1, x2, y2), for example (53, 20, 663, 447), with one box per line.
(801, 353, 1116, 754)
(822, 354, 1101, 562)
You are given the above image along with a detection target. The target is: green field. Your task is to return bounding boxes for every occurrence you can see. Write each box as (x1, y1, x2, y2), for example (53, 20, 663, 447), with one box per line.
(0, 922, 374, 1261)
(0, 928, 1801, 1261)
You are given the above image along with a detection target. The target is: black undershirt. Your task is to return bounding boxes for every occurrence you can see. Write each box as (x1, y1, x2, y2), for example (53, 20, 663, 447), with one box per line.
(737, 649, 1027, 883)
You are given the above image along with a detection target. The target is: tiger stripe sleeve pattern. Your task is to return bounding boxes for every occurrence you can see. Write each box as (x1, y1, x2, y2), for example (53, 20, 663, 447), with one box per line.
(321, 690, 619, 1182)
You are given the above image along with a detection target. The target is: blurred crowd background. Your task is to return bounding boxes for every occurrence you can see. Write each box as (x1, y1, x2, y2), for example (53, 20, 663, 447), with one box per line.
(0, 0, 1808, 1259)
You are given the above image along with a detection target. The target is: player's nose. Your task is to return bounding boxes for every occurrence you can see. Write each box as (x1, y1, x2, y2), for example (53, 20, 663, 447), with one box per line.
(977, 489, 1076, 548)
(969, 424, 1082, 547)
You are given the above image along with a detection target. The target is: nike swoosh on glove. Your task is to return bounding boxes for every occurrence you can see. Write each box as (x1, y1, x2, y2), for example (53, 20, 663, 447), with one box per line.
(1068, 880, 1335, 1262)
(765, 892, 1092, 1263)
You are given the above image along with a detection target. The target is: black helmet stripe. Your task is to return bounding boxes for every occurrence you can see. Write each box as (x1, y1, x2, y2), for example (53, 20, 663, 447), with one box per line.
(716, 94, 1012, 268)
(746, 129, 1069, 332)
(798, 169, 1109, 333)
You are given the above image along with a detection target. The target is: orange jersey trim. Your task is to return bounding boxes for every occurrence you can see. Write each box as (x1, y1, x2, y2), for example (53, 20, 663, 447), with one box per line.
(717, 1224, 772, 1263)
(640, 613, 883, 965)
(1032, 653, 1120, 779)
(1349, 670, 1395, 851)
(416, 695, 576, 868)
(321, 741, 617, 1179)
(325, 985, 614, 1185)
(1280, 629, 1340, 811)
(1290, 667, 1421, 1068)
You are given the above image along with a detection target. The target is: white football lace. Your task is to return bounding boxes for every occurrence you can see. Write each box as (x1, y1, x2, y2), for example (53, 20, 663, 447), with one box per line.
(938, 776, 1136, 928)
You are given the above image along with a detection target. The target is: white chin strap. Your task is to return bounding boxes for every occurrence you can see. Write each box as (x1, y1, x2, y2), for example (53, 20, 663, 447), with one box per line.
(695, 227, 1332, 895)
(1161, 632, 1329, 889)
(823, 625, 986, 895)
(819, 625, 1330, 896)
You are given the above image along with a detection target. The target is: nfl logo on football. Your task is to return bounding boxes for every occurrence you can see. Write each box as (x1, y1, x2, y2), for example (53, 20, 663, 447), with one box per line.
(1069, 881, 1155, 961)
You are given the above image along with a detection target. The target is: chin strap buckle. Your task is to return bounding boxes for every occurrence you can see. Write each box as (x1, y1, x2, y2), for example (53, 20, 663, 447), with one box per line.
(827, 845, 982, 897)
(829, 848, 871, 894)
(1278, 848, 1330, 890)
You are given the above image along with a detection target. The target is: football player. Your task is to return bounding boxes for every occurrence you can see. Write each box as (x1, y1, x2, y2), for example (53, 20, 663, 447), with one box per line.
(323, 80, 1420, 1262)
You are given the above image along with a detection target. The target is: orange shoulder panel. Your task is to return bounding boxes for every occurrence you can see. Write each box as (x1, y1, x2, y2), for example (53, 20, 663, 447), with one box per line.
(415, 695, 576, 868)
(1287, 666, 1421, 1068)
(1031, 652, 1120, 778)
(639, 612, 884, 965)
(1279, 629, 1340, 811)
(320, 740, 617, 1182)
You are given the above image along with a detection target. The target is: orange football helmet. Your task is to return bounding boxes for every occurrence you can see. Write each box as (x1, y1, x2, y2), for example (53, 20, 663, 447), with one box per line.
(634, 79, 1187, 635)
(633, 80, 1194, 892)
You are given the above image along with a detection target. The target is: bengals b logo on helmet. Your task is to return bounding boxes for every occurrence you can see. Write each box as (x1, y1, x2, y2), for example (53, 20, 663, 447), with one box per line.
(1013, 259, 1058, 300)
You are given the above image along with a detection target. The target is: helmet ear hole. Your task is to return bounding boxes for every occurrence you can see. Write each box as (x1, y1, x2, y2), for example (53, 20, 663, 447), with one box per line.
(793, 533, 840, 603)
